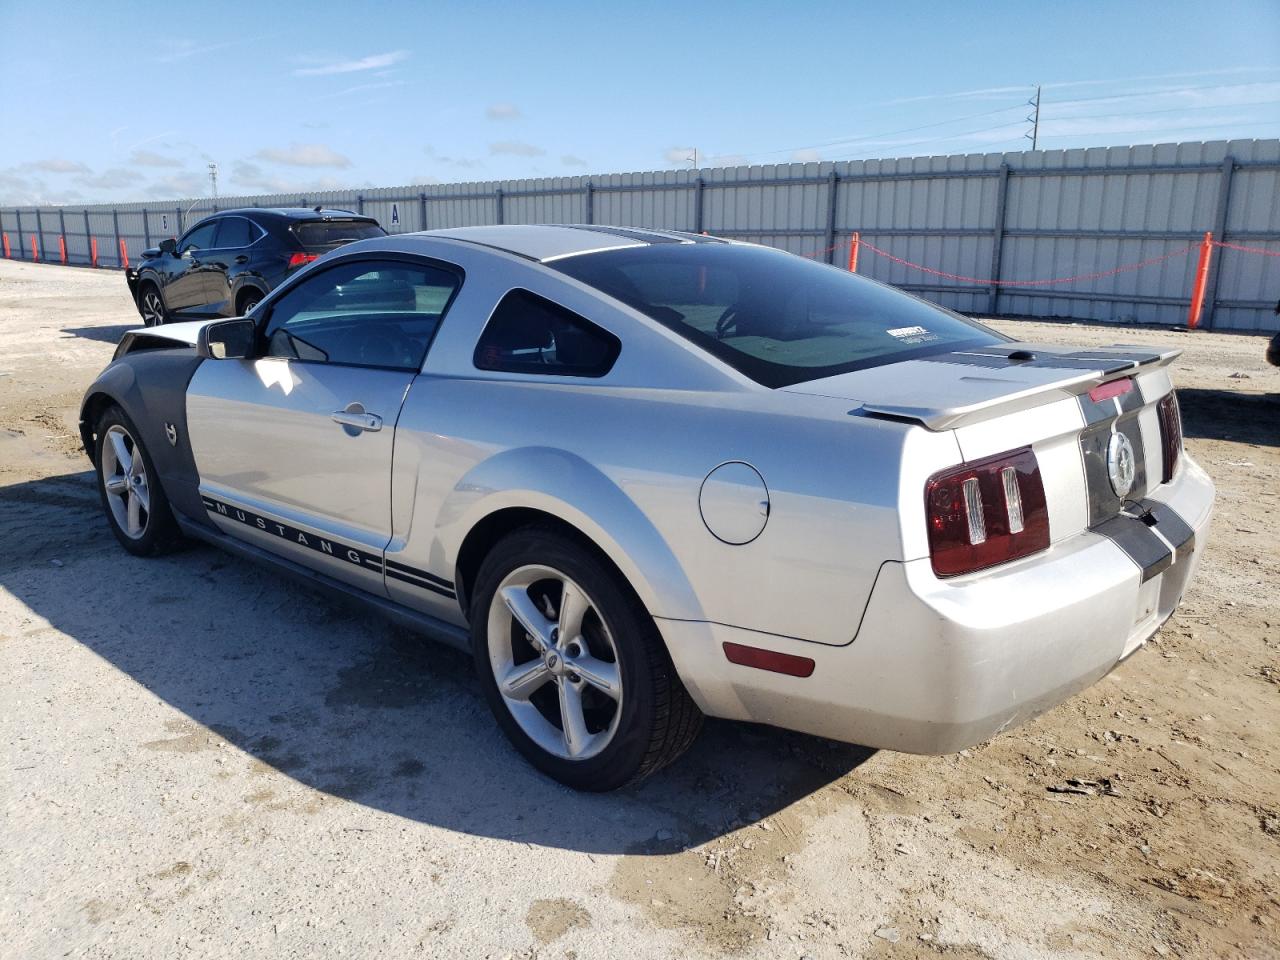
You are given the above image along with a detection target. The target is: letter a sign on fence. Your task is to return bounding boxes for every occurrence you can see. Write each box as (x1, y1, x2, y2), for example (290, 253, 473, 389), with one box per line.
(390, 203, 400, 226)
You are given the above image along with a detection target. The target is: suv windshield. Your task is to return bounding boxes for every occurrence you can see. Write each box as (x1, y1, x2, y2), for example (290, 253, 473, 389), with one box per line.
(550, 243, 1005, 387)
(292, 220, 386, 248)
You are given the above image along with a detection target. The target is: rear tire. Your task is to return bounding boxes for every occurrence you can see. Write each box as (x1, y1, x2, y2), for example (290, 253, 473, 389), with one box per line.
(94, 405, 183, 557)
(138, 283, 168, 326)
(470, 526, 702, 791)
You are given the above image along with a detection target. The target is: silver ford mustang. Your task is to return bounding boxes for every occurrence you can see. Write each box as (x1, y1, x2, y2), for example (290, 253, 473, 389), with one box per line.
(80, 225, 1215, 791)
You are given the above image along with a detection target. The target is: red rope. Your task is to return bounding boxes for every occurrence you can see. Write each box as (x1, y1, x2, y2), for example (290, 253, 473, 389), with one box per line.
(1213, 239, 1280, 258)
(855, 239, 1197, 287)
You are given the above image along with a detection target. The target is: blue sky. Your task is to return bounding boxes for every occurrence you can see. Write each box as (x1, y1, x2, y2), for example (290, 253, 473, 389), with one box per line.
(1, 0, 1277, 204)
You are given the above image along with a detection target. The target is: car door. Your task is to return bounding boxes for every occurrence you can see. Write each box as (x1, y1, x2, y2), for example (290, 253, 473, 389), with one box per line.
(185, 255, 463, 595)
(199, 216, 257, 316)
(164, 221, 219, 313)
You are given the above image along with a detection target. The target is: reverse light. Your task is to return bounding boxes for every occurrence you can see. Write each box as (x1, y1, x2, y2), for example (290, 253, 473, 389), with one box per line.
(1156, 391, 1183, 483)
(925, 447, 1049, 577)
(287, 252, 319, 268)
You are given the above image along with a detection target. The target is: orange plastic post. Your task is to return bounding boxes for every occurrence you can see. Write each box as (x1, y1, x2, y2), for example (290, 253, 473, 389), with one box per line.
(847, 231, 860, 273)
(90, 237, 99, 267)
(30, 234, 39, 262)
(58, 236, 67, 265)
(1187, 231, 1213, 329)
(1, 233, 9, 258)
(119, 238, 129, 269)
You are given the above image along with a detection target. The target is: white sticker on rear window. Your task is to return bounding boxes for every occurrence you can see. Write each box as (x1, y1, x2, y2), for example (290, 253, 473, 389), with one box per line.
(887, 325, 938, 344)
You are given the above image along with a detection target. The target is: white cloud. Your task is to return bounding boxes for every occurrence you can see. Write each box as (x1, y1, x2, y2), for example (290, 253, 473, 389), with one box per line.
(78, 168, 144, 189)
(24, 158, 89, 174)
(560, 154, 589, 167)
(294, 50, 409, 76)
(147, 173, 208, 198)
(130, 149, 183, 168)
(663, 146, 697, 165)
(315, 80, 406, 101)
(255, 143, 352, 168)
(791, 148, 822, 163)
(231, 161, 349, 194)
(489, 140, 544, 157)
(486, 103, 521, 121)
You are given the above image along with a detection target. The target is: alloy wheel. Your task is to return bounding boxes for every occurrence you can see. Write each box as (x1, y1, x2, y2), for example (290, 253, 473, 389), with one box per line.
(100, 424, 151, 539)
(486, 564, 623, 761)
(140, 290, 164, 325)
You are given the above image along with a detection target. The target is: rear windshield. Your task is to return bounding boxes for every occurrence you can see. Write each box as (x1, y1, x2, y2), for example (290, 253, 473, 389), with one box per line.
(550, 243, 1005, 387)
(292, 220, 386, 248)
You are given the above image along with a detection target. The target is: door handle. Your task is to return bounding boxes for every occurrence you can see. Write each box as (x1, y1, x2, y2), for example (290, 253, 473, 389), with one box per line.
(235, 255, 249, 264)
(331, 409, 383, 432)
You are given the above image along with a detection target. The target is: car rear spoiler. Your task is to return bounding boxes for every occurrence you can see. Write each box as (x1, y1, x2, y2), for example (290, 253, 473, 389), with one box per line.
(854, 343, 1183, 431)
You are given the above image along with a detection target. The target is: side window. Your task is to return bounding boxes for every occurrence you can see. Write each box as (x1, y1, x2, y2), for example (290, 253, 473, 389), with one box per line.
(178, 222, 218, 255)
(474, 289, 620, 378)
(262, 259, 461, 371)
(213, 216, 255, 249)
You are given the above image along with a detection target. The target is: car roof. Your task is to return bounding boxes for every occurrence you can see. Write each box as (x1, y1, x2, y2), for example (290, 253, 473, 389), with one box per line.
(418, 224, 726, 263)
(209, 207, 371, 222)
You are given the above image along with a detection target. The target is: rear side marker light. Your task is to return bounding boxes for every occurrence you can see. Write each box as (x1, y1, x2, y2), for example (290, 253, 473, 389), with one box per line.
(288, 252, 319, 268)
(926, 446, 1050, 578)
(722, 642, 815, 678)
(1089, 378, 1134, 403)
(1156, 391, 1183, 483)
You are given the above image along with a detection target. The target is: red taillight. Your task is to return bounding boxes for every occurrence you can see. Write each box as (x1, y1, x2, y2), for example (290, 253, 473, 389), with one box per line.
(925, 446, 1050, 577)
(287, 252, 319, 268)
(1156, 391, 1182, 483)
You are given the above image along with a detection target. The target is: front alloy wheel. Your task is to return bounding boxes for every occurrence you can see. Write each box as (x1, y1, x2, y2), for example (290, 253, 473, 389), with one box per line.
(101, 424, 151, 540)
(94, 405, 182, 557)
(487, 565, 623, 761)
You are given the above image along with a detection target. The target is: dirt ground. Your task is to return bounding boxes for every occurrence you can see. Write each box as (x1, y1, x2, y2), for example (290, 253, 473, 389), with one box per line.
(1, 258, 1277, 960)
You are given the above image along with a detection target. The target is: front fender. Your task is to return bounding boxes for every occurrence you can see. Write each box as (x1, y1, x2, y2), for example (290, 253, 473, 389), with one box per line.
(437, 446, 705, 623)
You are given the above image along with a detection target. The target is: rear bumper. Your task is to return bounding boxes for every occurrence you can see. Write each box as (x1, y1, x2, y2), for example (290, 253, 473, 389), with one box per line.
(661, 454, 1215, 753)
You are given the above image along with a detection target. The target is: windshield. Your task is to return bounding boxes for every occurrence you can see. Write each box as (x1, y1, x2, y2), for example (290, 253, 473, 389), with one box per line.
(550, 243, 1006, 387)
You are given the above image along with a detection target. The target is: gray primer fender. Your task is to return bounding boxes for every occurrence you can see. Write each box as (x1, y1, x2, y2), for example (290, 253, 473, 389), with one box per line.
(80, 348, 212, 529)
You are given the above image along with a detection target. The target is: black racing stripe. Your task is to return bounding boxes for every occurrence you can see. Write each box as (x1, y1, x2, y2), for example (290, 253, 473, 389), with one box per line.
(547, 224, 687, 244)
(202, 496, 456, 601)
(385, 568, 456, 598)
(917, 352, 1013, 368)
(1094, 513, 1173, 582)
(384, 558, 453, 589)
(1141, 499, 1195, 553)
(1025, 358, 1138, 374)
(1077, 391, 1117, 426)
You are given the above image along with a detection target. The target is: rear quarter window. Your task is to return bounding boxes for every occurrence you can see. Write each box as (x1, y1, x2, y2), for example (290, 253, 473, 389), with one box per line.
(474, 289, 620, 378)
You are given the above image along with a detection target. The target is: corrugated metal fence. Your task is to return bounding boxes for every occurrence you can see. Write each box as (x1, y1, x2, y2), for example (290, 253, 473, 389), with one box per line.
(2, 138, 1277, 332)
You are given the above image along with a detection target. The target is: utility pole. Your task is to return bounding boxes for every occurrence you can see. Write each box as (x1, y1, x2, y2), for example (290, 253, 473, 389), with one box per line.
(1025, 85, 1042, 151)
(208, 162, 219, 200)
(687, 148, 698, 169)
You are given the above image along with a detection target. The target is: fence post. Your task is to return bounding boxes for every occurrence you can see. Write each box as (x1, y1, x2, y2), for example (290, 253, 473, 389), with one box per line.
(1187, 232, 1214, 329)
(495, 187, 504, 225)
(1200, 155, 1235, 330)
(824, 170, 839, 265)
(174, 205, 183, 236)
(988, 163, 1011, 316)
(419, 192, 428, 231)
(694, 176, 705, 234)
(112, 208, 122, 268)
(583, 182, 594, 224)
(143, 208, 151, 249)
(84, 210, 92, 266)
(14, 210, 23, 258)
(357, 194, 364, 214)
(34, 208, 42, 260)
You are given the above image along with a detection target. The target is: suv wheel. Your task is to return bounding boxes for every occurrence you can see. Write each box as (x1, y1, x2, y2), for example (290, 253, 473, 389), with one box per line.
(470, 527, 702, 791)
(138, 284, 167, 326)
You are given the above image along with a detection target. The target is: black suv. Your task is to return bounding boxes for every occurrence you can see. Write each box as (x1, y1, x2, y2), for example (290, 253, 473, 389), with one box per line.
(126, 207, 385, 325)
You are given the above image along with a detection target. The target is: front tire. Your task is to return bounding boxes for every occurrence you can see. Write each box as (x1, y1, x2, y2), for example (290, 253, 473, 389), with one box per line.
(470, 527, 702, 791)
(138, 283, 168, 326)
(94, 405, 182, 556)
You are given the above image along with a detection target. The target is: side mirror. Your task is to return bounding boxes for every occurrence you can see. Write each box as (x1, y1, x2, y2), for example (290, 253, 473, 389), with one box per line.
(159, 238, 178, 256)
(197, 318, 256, 360)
